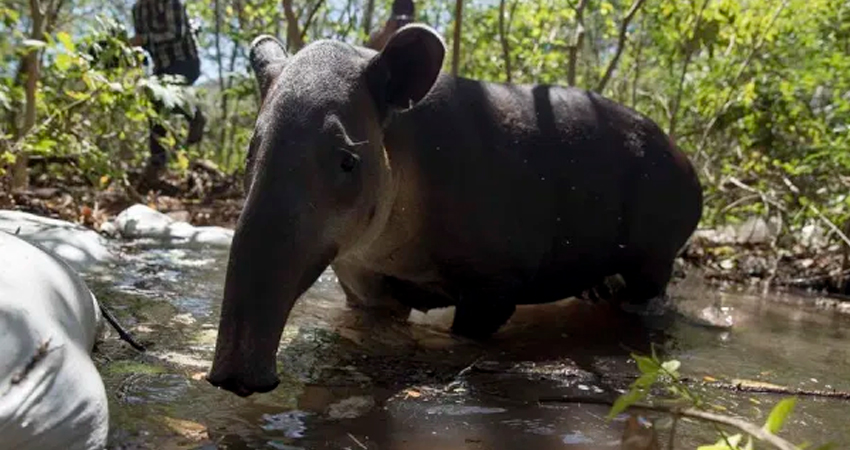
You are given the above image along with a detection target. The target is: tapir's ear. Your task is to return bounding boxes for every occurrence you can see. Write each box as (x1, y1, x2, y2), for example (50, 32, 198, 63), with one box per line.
(249, 35, 288, 102)
(367, 24, 445, 112)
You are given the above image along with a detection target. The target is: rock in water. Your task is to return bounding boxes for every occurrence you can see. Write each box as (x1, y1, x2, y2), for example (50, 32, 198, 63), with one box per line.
(0, 210, 116, 272)
(113, 204, 234, 248)
(0, 231, 108, 450)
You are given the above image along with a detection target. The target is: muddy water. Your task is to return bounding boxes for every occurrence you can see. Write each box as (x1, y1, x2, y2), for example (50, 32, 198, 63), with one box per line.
(86, 241, 850, 450)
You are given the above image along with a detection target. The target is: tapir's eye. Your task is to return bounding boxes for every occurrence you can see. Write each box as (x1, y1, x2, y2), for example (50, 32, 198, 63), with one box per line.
(340, 149, 360, 173)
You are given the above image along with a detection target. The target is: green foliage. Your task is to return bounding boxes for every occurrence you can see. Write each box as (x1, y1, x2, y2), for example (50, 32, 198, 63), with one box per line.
(0, 13, 195, 184)
(609, 349, 832, 449)
(763, 397, 796, 435)
(2, 0, 849, 245)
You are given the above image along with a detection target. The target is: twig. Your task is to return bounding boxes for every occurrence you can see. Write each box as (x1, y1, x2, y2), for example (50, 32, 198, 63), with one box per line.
(667, 415, 678, 450)
(776, 177, 850, 249)
(808, 203, 850, 249)
(718, 194, 760, 215)
(702, 380, 850, 400)
(10, 338, 55, 385)
(777, 269, 850, 286)
(598, 371, 850, 401)
(347, 433, 368, 450)
(727, 177, 787, 212)
(299, 0, 327, 42)
(539, 396, 798, 450)
(99, 302, 146, 352)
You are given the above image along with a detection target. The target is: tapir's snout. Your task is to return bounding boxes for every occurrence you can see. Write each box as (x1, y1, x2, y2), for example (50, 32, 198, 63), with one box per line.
(206, 364, 280, 397)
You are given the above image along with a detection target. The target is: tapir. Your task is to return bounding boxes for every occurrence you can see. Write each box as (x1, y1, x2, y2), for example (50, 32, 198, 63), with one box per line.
(207, 24, 703, 397)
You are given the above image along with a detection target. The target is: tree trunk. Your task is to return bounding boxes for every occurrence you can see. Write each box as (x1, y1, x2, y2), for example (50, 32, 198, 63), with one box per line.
(631, 17, 644, 108)
(215, 0, 226, 161)
(12, 0, 47, 191)
(498, 0, 512, 83)
(566, 0, 589, 86)
(669, 0, 712, 139)
(361, 0, 375, 41)
(451, 0, 464, 76)
(282, 0, 304, 51)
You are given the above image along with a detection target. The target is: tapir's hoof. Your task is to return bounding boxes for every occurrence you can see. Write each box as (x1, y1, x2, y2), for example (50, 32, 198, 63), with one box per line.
(206, 372, 280, 397)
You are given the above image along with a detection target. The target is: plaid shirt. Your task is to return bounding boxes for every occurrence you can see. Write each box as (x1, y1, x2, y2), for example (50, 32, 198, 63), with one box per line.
(132, 0, 198, 71)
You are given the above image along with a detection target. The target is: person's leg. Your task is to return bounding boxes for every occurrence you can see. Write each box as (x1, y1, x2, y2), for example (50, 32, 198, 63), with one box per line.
(163, 58, 205, 145)
(142, 97, 169, 186)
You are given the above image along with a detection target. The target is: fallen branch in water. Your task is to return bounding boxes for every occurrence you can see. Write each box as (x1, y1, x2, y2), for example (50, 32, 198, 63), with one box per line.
(538, 396, 799, 450)
(99, 302, 146, 352)
(347, 433, 368, 450)
(597, 372, 850, 401)
(699, 379, 850, 400)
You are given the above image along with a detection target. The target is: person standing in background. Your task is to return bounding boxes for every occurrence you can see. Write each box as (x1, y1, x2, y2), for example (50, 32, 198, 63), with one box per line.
(130, 0, 206, 187)
(367, 0, 416, 50)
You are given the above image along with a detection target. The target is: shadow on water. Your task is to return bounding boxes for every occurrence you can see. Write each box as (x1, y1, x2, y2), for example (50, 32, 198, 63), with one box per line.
(88, 241, 850, 450)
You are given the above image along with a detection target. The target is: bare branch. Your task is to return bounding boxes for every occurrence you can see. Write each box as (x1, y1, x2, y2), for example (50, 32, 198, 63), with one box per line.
(300, 0, 327, 42)
(596, 0, 647, 93)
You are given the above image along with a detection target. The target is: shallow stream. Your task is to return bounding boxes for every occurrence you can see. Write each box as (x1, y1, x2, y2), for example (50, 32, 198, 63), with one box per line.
(86, 240, 850, 449)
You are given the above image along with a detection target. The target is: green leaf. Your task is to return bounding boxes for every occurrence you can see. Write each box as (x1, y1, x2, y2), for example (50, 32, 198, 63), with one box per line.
(634, 354, 659, 375)
(661, 360, 681, 374)
(56, 31, 75, 51)
(607, 388, 645, 419)
(55, 53, 74, 71)
(633, 371, 659, 389)
(698, 433, 744, 450)
(65, 90, 89, 100)
(809, 444, 838, 450)
(763, 397, 796, 434)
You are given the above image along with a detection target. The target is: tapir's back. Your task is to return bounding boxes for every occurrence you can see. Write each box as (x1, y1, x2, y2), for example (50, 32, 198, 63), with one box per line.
(382, 73, 702, 298)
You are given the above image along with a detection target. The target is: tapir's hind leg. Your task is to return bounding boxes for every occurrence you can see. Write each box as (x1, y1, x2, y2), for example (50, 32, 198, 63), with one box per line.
(617, 254, 674, 310)
(451, 298, 516, 339)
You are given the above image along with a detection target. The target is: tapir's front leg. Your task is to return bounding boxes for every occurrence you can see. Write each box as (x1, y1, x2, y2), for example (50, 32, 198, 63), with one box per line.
(332, 262, 412, 320)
